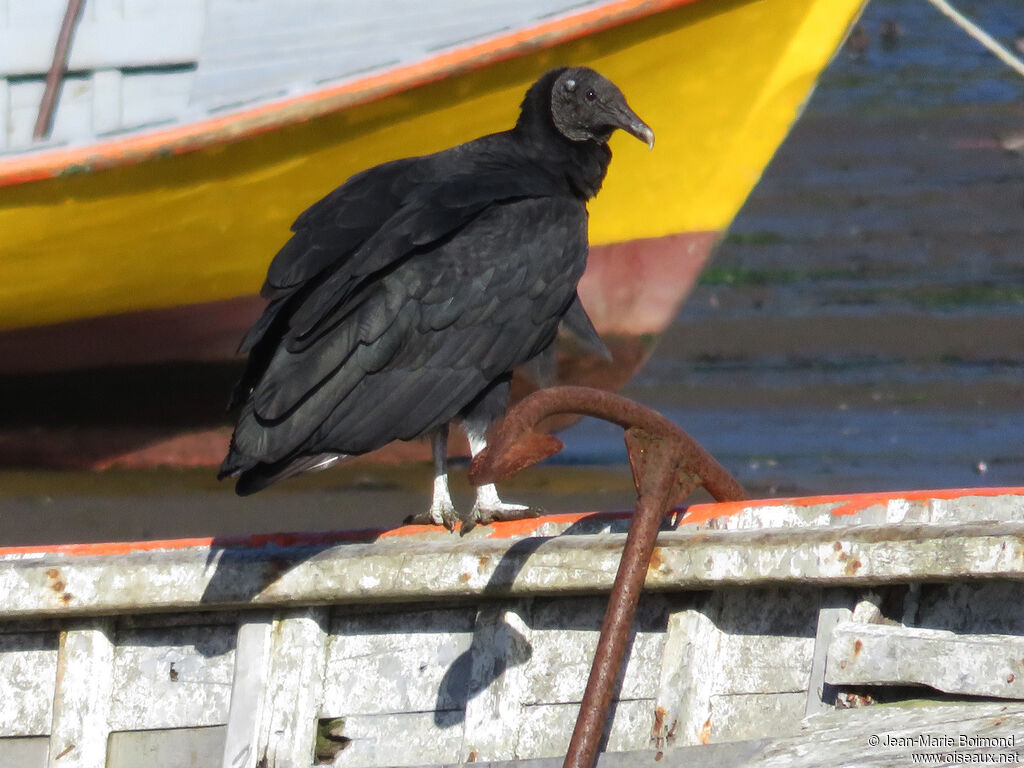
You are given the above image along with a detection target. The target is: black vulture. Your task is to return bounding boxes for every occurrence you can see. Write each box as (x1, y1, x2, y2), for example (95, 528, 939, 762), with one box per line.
(220, 66, 654, 529)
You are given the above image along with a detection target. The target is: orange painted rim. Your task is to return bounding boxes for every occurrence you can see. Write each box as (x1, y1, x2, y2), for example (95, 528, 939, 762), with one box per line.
(0, 0, 703, 188)
(679, 485, 1024, 527)
(2, 486, 1021, 559)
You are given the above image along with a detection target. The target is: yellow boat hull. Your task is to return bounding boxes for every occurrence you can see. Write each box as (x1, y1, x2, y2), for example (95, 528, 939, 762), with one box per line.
(0, 0, 863, 342)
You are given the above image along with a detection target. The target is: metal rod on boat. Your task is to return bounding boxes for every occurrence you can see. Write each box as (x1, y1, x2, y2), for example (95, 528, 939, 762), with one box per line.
(470, 386, 747, 505)
(33, 0, 85, 141)
(563, 445, 689, 768)
(470, 386, 749, 767)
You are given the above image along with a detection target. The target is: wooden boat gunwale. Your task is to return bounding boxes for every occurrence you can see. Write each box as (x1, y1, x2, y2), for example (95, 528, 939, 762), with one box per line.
(2, 485, 1021, 619)
(2, 484, 1018, 562)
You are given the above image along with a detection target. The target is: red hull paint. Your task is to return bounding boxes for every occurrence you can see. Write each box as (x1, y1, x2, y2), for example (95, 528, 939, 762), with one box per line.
(0, 231, 716, 376)
(579, 231, 718, 335)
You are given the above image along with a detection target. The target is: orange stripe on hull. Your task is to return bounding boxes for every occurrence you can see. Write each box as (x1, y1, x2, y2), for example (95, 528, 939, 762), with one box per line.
(2, 487, 1020, 558)
(680, 486, 1024, 526)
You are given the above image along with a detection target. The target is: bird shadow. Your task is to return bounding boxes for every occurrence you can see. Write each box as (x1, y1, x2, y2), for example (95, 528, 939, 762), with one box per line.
(194, 510, 636, 615)
(432, 512, 669, 734)
(196, 527, 385, 648)
(193, 508, 665, 759)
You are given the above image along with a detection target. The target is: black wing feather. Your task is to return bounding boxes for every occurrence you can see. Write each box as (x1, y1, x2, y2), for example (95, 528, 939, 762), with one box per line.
(225, 196, 587, 475)
(560, 294, 612, 360)
(263, 156, 422, 295)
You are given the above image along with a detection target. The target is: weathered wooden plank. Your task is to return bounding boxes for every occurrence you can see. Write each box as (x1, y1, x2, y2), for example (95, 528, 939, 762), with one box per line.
(713, 634, 815, 696)
(825, 621, 1024, 699)
(513, 698, 657, 758)
(711, 588, 817, 696)
(659, 588, 818, 747)
(6, 78, 49, 149)
(4, 73, 105, 149)
(801, 699, 1024, 736)
(1, 590, 1023, 767)
(0, 736, 49, 768)
(217, 609, 332, 767)
(715, 491, 1024, 530)
(47, 620, 115, 768)
(514, 596, 667, 705)
(708, 692, 807, 744)
(255, 608, 329, 768)
(6, 0, 64, 24)
(0, 78, 9, 151)
(459, 603, 534, 763)
(320, 597, 666, 764)
(756, 701, 1024, 768)
(4, 60, 193, 150)
(804, 591, 854, 716)
(107, 623, 235, 731)
(221, 617, 273, 768)
(190, 0, 610, 110)
(120, 69, 194, 129)
(322, 607, 476, 716)
(0, 631, 57, 737)
(653, 605, 690, 747)
(91, 69, 122, 135)
(4, 516, 1024, 619)
(458, 702, 1024, 767)
(330, 711, 469, 768)
(106, 726, 226, 768)
(0, 6, 204, 75)
(661, 598, 720, 747)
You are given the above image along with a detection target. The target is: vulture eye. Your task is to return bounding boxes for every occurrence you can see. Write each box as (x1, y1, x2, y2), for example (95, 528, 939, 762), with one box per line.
(584, 88, 597, 102)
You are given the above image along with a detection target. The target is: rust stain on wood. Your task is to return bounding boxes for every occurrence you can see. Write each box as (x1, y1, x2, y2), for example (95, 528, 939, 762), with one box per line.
(652, 704, 666, 736)
(698, 715, 712, 745)
(648, 547, 665, 575)
(54, 743, 74, 760)
(46, 568, 66, 593)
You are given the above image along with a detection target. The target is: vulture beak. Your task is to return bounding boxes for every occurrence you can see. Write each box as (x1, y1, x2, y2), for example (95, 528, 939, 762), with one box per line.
(614, 104, 655, 150)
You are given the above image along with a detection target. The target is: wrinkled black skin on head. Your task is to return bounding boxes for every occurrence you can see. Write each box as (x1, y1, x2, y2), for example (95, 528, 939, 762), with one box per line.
(513, 67, 626, 199)
(220, 67, 643, 494)
(550, 67, 637, 144)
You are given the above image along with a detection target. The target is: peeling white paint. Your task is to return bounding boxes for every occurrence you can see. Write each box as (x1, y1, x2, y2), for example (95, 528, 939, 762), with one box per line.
(357, 575, 380, 590)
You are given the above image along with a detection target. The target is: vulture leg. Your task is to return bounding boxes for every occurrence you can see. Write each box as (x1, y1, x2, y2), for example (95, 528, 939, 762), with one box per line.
(429, 426, 459, 529)
(405, 426, 459, 530)
(464, 422, 542, 526)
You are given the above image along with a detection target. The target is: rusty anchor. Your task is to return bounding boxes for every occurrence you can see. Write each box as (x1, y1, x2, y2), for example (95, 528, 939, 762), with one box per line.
(469, 386, 748, 768)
